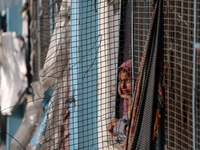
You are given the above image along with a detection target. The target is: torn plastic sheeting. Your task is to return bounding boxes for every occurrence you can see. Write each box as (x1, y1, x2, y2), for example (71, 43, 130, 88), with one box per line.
(0, 0, 20, 11)
(29, 89, 52, 147)
(0, 32, 27, 115)
(10, 100, 44, 150)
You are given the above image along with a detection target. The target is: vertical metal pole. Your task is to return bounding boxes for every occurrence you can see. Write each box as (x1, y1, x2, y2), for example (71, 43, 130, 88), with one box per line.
(131, 0, 134, 95)
(193, 0, 196, 149)
(50, 0, 53, 36)
(37, 0, 41, 79)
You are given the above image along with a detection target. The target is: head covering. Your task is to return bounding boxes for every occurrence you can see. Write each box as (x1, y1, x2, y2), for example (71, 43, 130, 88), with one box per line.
(117, 59, 132, 77)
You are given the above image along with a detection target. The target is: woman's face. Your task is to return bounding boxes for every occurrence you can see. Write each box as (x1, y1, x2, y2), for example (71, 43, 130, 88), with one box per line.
(118, 70, 132, 96)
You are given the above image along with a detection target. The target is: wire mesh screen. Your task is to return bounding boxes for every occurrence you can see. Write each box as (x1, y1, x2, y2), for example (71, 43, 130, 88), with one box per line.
(132, 1, 152, 81)
(132, 1, 198, 149)
(39, 0, 51, 72)
(34, 0, 70, 149)
(30, 0, 50, 81)
(30, 0, 199, 149)
(30, 0, 39, 80)
(163, 1, 194, 149)
(34, 0, 134, 149)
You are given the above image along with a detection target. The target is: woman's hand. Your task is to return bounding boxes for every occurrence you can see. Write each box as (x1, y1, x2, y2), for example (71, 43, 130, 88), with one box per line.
(118, 86, 132, 119)
(118, 86, 132, 101)
(107, 118, 119, 136)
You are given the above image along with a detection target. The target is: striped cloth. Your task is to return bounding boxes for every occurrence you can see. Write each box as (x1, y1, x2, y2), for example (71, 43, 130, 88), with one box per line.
(124, 0, 165, 149)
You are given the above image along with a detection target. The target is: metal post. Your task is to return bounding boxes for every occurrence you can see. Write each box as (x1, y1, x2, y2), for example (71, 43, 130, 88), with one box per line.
(193, 0, 197, 149)
(37, 0, 41, 79)
(131, 0, 134, 97)
(50, 0, 53, 36)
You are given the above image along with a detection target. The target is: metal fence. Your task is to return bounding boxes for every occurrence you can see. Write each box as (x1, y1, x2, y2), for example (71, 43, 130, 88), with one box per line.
(34, 0, 200, 149)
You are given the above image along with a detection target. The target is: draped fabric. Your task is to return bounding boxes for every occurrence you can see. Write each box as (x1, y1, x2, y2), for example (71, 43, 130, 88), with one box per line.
(124, 0, 165, 149)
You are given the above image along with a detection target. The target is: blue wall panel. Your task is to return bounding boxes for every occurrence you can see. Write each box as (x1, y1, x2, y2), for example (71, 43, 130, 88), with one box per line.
(6, 105, 23, 150)
(6, 0, 22, 34)
(71, 0, 98, 149)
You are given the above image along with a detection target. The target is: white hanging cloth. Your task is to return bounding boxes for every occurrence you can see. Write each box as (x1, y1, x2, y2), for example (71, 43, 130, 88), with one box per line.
(30, 0, 71, 149)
